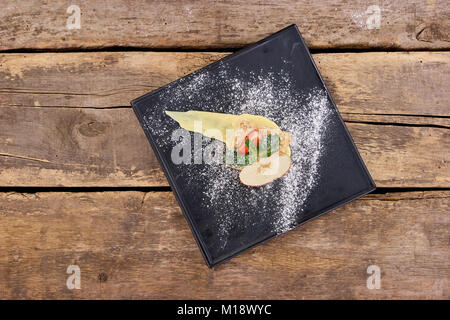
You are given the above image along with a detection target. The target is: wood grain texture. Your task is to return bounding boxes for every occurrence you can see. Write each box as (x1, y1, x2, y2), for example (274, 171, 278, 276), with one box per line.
(0, 107, 167, 187)
(0, 106, 448, 188)
(0, 0, 448, 302)
(1, 51, 449, 117)
(0, 190, 448, 299)
(0, 51, 448, 187)
(0, 0, 449, 50)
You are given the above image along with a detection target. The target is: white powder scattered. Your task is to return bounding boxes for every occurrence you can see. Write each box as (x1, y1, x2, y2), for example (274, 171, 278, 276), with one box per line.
(274, 92, 331, 233)
(140, 62, 333, 248)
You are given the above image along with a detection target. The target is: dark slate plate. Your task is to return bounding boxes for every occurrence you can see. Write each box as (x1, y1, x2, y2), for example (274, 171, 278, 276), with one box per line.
(131, 25, 376, 267)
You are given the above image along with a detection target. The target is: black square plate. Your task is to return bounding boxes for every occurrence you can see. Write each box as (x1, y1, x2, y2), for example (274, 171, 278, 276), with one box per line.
(131, 25, 376, 267)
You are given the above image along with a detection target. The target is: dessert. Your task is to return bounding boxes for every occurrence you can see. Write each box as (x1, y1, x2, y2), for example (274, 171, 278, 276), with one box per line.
(166, 110, 292, 186)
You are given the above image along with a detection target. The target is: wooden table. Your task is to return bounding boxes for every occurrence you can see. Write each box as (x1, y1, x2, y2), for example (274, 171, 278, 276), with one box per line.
(0, 1, 448, 299)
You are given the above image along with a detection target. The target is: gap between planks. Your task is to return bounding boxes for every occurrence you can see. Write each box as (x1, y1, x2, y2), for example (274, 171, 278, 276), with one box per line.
(0, 186, 449, 192)
(1, 47, 450, 55)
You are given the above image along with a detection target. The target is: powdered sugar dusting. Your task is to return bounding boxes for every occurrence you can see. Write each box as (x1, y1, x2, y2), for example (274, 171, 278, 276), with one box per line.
(140, 62, 334, 250)
(274, 92, 331, 233)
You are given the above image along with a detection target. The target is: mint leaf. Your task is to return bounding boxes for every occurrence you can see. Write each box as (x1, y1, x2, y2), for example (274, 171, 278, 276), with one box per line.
(225, 140, 258, 168)
(259, 133, 280, 157)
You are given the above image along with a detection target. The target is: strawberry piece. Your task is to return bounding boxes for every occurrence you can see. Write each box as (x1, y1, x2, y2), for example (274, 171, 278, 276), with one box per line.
(237, 140, 248, 154)
(247, 129, 261, 146)
(237, 129, 260, 154)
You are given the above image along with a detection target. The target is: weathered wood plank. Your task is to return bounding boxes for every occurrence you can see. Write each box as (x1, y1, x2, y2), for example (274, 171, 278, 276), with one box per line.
(0, 1, 449, 50)
(0, 106, 448, 188)
(314, 52, 450, 117)
(1, 52, 449, 116)
(0, 191, 448, 299)
(0, 107, 167, 187)
(0, 52, 448, 187)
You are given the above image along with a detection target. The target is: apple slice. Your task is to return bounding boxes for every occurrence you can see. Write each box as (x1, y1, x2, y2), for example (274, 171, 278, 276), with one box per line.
(239, 153, 291, 187)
